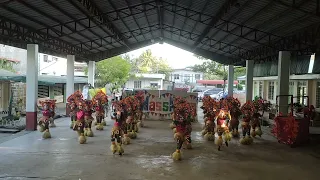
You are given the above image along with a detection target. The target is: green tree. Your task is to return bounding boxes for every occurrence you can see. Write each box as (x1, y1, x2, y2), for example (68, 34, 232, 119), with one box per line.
(125, 49, 172, 79)
(86, 56, 131, 89)
(0, 58, 17, 72)
(191, 55, 246, 80)
(191, 55, 246, 92)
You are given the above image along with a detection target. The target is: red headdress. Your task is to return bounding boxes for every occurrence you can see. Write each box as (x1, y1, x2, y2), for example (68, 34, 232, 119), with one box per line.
(92, 90, 108, 105)
(173, 96, 196, 120)
(39, 100, 51, 108)
(67, 90, 83, 104)
(241, 101, 255, 117)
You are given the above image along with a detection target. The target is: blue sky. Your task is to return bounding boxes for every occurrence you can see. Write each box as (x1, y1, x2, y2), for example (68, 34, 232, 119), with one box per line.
(127, 43, 205, 69)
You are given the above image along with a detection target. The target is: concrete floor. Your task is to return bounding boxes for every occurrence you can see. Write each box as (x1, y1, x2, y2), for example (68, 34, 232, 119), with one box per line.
(1, 115, 320, 180)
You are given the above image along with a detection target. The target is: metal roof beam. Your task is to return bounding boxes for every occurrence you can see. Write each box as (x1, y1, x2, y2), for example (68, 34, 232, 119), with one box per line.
(124, 0, 147, 41)
(106, 0, 138, 44)
(75, 24, 160, 46)
(0, 16, 90, 58)
(67, 0, 116, 49)
(76, 0, 129, 48)
(42, 0, 103, 49)
(274, 0, 320, 19)
(88, 40, 157, 61)
(156, 0, 164, 38)
(192, 0, 238, 49)
(178, 0, 193, 41)
(141, 0, 155, 39)
(218, 0, 312, 52)
(0, 4, 91, 50)
(38, 1, 157, 33)
(209, 0, 275, 52)
(162, 2, 281, 49)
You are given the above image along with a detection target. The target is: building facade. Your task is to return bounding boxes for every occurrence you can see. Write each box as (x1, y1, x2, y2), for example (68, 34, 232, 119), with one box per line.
(238, 54, 320, 108)
(169, 68, 203, 84)
(125, 73, 165, 90)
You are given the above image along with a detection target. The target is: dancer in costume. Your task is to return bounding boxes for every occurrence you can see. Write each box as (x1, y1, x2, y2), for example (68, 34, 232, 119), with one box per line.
(135, 91, 145, 128)
(122, 96, 139, 138)
(113, 100, 131, 144)
(73, 100, 87, 144)
(48, 99, 57, 127)
(226, 97, 242, 137)
(84, 100, 94, 137)
(215, 108, 232, 151)
(38, 100, 53, 139)
(240, 101, 255, 145)
(171, 97, 193, 161)
(201, 96, 218, 141)
(110, 121, 124, 155)
(251, 99, 263, 137)
(67, 91, 83, 128)
(92, 91, 107, 130)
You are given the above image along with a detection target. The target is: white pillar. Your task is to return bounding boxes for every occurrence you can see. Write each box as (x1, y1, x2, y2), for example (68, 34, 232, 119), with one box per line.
(228, 65, 234, 97)
(88, 61, 95, 87)
(277, 51, 291, 115)
(26, 44, 38, 131)
(66, 55, 75, 102)
(246, 60, 254, 102)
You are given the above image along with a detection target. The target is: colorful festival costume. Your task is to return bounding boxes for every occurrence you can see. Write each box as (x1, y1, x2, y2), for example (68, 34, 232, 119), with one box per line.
(135, 91, 145, 128)
(122, 96, 140, 138)
(92, 91, 108, 130)
(110, 122, 124, 155)
(48, 99, 57, 127)
(38, 100, 54, 139)
(215, 108, 232, 151)
(73, 100, 87, 144)
(225, 97, 242, 137)
(251, 99, 263, 137)
(240, 101, 255, 145)
(172, 97, 194, 161)
(84, 100, 94, 137)
(201, 96, 218, 141)
(67, 91, 83, 128)
(113, 101, 131, 145)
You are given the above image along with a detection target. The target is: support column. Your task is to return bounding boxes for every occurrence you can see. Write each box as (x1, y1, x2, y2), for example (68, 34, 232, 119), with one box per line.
(246, 60, 254, 102)
(277, 51, 291, 115)
(26, 44, 38, 131)
(66, 55, 75, 115)
(228, 65, 234, 97)
(88, 61, 95, 87)
(49, 86, 54, 99)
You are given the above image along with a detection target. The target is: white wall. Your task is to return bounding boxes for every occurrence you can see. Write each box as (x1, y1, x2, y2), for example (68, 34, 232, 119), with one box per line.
(169, 69, 203, 84)
(126, 78, 164, 90)
(39, 54, 87, 76)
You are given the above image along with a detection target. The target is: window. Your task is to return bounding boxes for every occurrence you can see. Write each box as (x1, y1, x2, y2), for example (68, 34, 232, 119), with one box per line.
(134, 81, 141, 89)
(52, 57, 58, 61)
(297, 81, 307, 105)
(174, 74, 179, 79)
(259, 81, 263, 97)
(316, 81, 320, 108)
(184, 74, 190, 81)
(150, 83, 158, 88)
(268, 82, 274, 100)
(43, 55, 48, 62)
(195, 74, 201, 80)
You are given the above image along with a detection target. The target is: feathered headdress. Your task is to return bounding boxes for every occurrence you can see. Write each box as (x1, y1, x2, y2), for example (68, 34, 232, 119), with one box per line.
(92, 90, 108, 105)
(241, 101, 255, 117)
(67, 90, 83, 104)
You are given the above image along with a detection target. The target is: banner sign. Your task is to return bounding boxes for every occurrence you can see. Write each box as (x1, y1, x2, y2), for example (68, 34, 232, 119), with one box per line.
(123, 90, 197, 120)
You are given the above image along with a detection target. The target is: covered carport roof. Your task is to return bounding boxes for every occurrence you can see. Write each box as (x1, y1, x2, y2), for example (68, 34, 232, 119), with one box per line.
(0, 0, 319, 66)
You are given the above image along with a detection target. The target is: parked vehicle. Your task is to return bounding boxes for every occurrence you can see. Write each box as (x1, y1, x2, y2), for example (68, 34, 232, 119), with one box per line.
(199, 88, 223, 101)
(210, 91, 228, 100)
